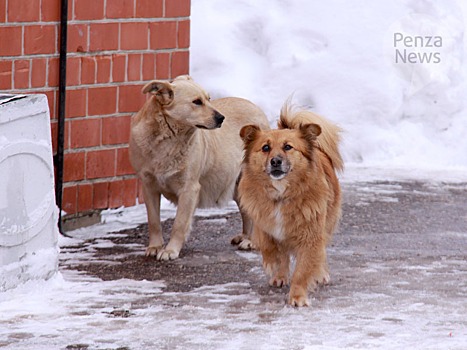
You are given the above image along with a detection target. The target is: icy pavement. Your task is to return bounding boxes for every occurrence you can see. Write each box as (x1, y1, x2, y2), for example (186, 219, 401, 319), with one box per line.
(1, 177, 466, 349)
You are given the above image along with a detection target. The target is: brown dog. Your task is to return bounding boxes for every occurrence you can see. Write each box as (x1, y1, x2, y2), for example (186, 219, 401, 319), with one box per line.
(238, 103, 343, 306)
(129, 75, 269, 260)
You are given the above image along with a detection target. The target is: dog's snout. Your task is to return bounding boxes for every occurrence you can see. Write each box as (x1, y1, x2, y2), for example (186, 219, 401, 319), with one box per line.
(268, 156, 288, 179)
(214, 111, 225, 127)
(270, 157, 283, 168)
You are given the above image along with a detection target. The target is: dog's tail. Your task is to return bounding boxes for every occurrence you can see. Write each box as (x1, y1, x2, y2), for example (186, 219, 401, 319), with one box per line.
(279, 102, 344, 172)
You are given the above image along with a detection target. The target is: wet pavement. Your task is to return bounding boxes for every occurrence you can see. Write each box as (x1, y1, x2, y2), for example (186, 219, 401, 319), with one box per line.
(3, 180, 466, 349)
(63, 181, 467, 295)
(56, 180, 467, 349)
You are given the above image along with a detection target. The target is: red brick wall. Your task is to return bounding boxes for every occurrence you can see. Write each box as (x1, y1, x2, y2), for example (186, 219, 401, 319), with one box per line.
(0, 0, 190, 216)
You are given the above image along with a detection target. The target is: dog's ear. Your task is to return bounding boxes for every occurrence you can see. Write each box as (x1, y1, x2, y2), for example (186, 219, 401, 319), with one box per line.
(240, 124, 260, 145)
(142, 80, 174, 106)
(300, 123, 321, 150)
(299, 123, 321, 141)
(299, 123, 321, 161)
(173, 75, 192, 81)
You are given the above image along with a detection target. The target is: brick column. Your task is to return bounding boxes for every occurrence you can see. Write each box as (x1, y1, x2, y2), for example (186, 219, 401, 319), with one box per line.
(0, 0, 191, 217)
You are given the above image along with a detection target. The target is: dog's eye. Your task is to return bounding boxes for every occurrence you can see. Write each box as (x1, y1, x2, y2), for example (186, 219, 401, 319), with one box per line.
(262, 144, 270, 152)
(193, 99, 203, 105)
(283, 144, 293, 151)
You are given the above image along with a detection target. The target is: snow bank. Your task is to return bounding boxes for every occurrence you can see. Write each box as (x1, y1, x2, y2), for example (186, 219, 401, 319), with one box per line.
(191, 0, 467, 171)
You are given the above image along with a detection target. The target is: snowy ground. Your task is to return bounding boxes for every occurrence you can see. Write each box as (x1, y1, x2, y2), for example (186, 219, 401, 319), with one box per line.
(1, 171, 466, 350)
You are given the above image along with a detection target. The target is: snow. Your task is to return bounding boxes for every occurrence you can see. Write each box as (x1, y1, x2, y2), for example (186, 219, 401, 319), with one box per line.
(0, 247, 58, 292)
(67, 197, 238, 241)
(191, 0, 467, 173)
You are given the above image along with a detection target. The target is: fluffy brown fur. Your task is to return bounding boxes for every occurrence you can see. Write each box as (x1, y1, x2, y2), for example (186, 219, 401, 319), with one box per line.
(238, 103, 343, 306)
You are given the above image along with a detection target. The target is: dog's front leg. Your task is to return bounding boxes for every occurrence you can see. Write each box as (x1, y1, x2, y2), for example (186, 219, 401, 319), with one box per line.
(142, 184, 164, 257)
(157, 183, 200, 261)
(256, 228, 290, 288)
(231, 176, 255, 250)
(288, 239, 327, 307)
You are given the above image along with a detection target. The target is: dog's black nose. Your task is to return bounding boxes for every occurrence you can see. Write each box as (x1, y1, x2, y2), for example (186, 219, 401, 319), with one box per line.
(270, 157, 282, 167)
(214, 111, 225, 126)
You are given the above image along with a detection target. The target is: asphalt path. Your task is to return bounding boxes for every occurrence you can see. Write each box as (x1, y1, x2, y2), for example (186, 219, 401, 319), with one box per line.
(59, 180, 467, 349)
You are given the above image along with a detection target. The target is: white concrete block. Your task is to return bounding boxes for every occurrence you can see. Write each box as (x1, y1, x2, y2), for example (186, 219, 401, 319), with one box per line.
(0, 94, 59, 291)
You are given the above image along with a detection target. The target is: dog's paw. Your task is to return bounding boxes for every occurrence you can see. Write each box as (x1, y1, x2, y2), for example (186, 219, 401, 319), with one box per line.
(238, 238, 254, 250)
(288, 294, 310, 307)
(156, 248, 180, 261)
(318, 272, 331, 285)
(230, 234, 255, 250)
(314, 269, 330, 285)
(145, 245, 163, 257)
(230, 234, 243, 246)
(269, 276, 288, 288)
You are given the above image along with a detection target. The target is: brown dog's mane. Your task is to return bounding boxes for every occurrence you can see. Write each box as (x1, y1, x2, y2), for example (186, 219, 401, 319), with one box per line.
(277, 114, 292, 130)
(279, 103, 344, 172)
